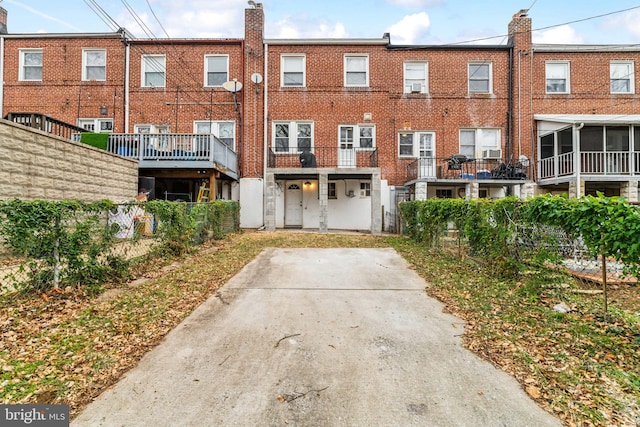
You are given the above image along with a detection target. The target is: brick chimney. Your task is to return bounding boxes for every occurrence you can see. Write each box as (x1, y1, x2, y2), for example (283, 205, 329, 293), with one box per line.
(508, 9, 532, 51)
(0, 7, 7, 34)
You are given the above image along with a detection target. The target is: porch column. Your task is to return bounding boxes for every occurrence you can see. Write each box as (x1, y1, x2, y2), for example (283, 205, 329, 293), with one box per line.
(568, 179, 584, 199)
(265, 173, 276, 231)
(208, 172, 217, 200)
(319, 173, 328, 233)
(414, 181, 428, 201)
(521, 182, 537, 199)
(467, 182, 479, 199)
(371, 172, 382, 235)
(621, 180, 639, 203)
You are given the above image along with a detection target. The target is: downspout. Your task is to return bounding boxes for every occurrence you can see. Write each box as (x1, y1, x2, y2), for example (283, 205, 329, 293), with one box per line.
(124, 38, 130, 133)
(263, 42, 269, 228)
(0, 36, 4, 117)
(575, 122, 584, 198)
(506, 44, 513, 162)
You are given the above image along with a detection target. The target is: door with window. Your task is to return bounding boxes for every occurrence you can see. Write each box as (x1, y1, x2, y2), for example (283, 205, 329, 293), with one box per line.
(419, 133, 436, 178)
(285, 182, 303, 228)
(339, 126, 355, 167)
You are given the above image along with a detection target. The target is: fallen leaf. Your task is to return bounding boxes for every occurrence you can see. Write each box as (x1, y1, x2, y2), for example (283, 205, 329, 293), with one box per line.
(526, 385, 541, 399)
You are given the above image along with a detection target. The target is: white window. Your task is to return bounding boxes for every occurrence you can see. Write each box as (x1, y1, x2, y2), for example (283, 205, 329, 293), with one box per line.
(19, 49, 43, 81)
(339, 125, 375, 149)
(83, 49, 106, 81)
(134, 124, 169, 134)
(281, 54, 305, 87)
(398, 131, 435, 157)
(78, 118, 113, 132)
(546, 61, 570, 94)
(360, 182, 371, 197)
(273, 121, 313, 153)
(141, 54, 166, 87)
(611, 61, 634, 94)
(460, 128, 500, 159)
(469, 62, 492, 94)
(194, 120, 235, 149)
(205, 55, 228, 87)
(404, 61, 428, 94)
(344, 55, 369, 87)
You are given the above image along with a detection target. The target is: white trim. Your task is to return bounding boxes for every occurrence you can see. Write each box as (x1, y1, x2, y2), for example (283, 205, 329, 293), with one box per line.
(403, 61, 428, 94)
(398, 130, 435, 158)
(204, 54, 229, 87)
(272, 121, 314, 153)
(141, 54, 166, 87)
(344, 54, 369, 87)
(610, 60, 635, 94)
(18, 48, 42, 81)
(82, 48, 106, 81)
(468, 61, 492, 94)
(280, 54, 306, 87)
(534, 114, 640, 124)
(545, 61, 570, 94)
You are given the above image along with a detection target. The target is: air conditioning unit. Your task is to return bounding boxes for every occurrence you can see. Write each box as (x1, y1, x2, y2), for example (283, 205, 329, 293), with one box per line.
(482, 149, 502, 159)
(410, 82, 422, 93)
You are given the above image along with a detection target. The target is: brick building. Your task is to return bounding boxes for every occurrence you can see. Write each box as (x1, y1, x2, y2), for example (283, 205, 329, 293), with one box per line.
(0, 5, 638, 233)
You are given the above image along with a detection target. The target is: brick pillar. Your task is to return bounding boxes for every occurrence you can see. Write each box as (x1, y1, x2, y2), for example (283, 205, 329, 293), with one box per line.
(319, 173, 328, 233)
(467, 182, 479, 199)
(568, 178, 584, 199)
(621, 180, 639, 203)
(414, 181, 428, 201)
(265, 173, 276, 231)
(371, 173, 382, 235)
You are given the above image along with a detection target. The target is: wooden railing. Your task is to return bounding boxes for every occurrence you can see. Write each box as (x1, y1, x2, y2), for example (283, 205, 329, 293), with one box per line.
(4, 112, 86, 140)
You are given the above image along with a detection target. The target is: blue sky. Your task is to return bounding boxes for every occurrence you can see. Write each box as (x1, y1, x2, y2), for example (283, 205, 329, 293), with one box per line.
(3, 0, 640, 45)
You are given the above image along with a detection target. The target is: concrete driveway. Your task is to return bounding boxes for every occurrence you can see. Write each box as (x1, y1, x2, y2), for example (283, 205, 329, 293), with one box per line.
(73, 248, 561, 426)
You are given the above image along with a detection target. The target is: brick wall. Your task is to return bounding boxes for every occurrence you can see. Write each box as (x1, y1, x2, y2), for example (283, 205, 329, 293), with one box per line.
(0, 120, 138, 201)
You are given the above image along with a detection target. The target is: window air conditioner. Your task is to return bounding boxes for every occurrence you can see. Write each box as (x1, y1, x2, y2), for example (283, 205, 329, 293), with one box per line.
(410, 82, 422, 93)
(482, 149, 502, 159)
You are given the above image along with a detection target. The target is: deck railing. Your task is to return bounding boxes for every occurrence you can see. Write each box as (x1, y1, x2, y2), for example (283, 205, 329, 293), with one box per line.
(267, 147, 378, 168)
(407, 157, 530, 182)
(539, 151, 640, 180)
(4, 112, 86, 140)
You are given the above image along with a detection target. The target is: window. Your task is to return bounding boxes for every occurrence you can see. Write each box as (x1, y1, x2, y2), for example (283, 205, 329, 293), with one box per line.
(142, 54, 166, 87)
(19, 49, 42, 81)
(546, 61, 570, 93)
(281, 55, 305, 87)
(459, 128, 500, 159)
(611, 61, 634, 94)
(435, 189, 453, 199)
(78, 118, 113, 132)
(339, 125, 376, 149)
(328, 182, 337, 199)
(404, 61, 428, 94)
(398, 131, 435, 157)
(344, 55, 368, 87)
(360, 182, 371, 197)
(205, 55, 228, 87)
(273, 121, 313, 153)
(83, 49, 106, 81)
(194, 121, 235, 149)
(468, 62, 492, 94)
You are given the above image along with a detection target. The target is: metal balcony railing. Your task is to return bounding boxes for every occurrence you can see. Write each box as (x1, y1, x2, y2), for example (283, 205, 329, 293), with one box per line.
(407, 156, 531, 182)
(268, 146, 378, 168)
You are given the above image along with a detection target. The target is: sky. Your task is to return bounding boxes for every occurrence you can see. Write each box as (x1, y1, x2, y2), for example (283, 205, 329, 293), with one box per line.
(3, 0, 640, 45)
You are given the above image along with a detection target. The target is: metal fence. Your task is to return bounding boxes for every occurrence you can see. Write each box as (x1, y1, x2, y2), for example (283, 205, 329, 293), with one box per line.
(0, 201, 238, 293)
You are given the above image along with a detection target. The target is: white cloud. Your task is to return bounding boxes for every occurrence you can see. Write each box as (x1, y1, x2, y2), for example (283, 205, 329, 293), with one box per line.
(385, 12, 431, 44)
(532, 25, 585, 44)
(385, 0, 445, 7)
(266, 16, 348, 39)
(603, 9, 640, 41)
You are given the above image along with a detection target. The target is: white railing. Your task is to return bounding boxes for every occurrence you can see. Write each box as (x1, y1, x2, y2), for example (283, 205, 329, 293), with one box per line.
(539, 151, 640, 180)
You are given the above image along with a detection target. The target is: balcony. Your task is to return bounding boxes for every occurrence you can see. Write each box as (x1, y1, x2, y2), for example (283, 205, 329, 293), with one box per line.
(106, 134, 238, 179)
(539, 151, 640, 182)
(268, 146, 378, 169)
(407, 156, 531, 183)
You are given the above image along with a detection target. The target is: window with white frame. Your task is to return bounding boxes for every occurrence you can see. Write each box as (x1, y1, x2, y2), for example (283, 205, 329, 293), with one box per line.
(398, 131, 435, 157)
(205, 55, 228, 87)
(19, 49, 43, 81)
(610, 61, 634, 94)
(404, 61, 428, 94)
(78, 118, 113, 132)
(281, 54, 305, 87)
(339, 125, 375, 149)
(546, 61, 570, 93)
(273, 121, 313, 153)
(83, 49, 106, 81)
(141, 54, 166, 87)
(360, 182, 371, 197)
(469, 62, 492, 94)
(460, 128, 500, 159)
(344, 55, 368, 87)
(194, 120, 235, 149)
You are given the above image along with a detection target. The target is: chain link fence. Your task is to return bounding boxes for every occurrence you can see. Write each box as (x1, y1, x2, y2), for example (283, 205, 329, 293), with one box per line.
(0, 201, 239, 293)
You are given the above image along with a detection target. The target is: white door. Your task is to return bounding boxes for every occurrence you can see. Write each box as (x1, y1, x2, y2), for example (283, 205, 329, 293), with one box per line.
(285, 182, 303, 227)
(338, 126, 356, 167)
(419, 133, 436, 178)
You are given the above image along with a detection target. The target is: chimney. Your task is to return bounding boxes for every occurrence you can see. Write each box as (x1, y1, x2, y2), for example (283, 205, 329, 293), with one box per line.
(0, 7, 7, 34)
(508, 9, 531, 50)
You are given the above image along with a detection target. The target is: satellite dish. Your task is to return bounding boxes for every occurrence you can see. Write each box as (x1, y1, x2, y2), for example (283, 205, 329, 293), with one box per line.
(251, 73, 263, 84)
(222, 80, 243, 92)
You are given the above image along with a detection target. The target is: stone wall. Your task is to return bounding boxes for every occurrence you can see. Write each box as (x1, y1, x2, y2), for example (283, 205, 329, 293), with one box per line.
(0, 120, 138, 202)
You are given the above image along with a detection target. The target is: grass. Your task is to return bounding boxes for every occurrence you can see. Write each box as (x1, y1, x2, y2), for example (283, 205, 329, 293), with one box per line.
(0, 231, 638, 425)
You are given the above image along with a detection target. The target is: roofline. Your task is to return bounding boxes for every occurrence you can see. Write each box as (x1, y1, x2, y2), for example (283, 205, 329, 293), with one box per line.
(131, 38, 243, 45)
(534, 114, 640, 124)
(1, 32, 125, 39)
(533, 43, 640, 53)
(387, 44, 509, 51)
(264, 38, 389, 46)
